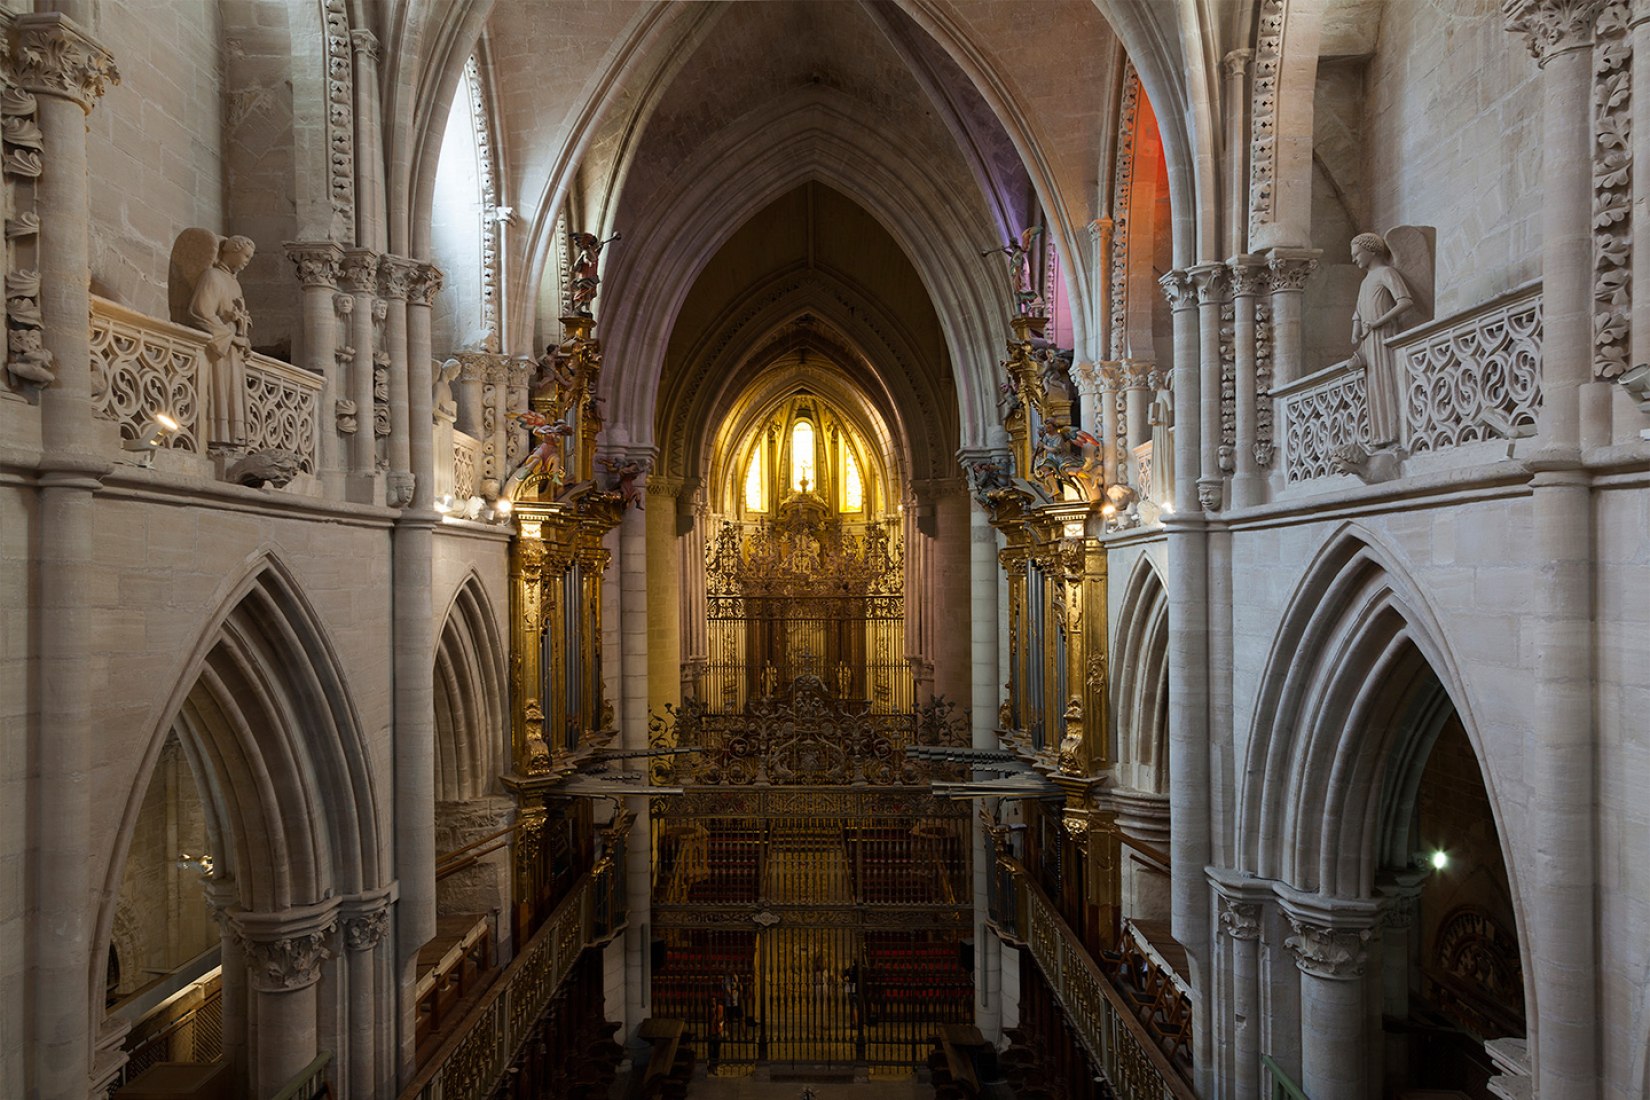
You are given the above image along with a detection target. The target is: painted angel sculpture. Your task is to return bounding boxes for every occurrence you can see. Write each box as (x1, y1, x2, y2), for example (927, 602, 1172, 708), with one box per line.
(982, 225, 1044, 316)
(568, 230, 620, 316)
(508, 410, 573, 493)
(1032, 420, 1101, 496)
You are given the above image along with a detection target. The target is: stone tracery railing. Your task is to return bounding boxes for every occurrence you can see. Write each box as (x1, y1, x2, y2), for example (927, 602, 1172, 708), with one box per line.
(1275, 362, 1370, 483)
(89, 296, 322, 472)
(453, 429, 480, 500)
(1273, 284, 1544, 482)
(1394, 283, 1542, 454)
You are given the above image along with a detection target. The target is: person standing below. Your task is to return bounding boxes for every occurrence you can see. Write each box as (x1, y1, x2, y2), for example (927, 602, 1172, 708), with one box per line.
(1348, 232, 1414, 448)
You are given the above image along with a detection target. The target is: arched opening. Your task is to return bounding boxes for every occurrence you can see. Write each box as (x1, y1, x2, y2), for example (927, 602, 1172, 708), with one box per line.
(1237, 532, 1528, 1100)
(1111, 555, 1171, 930)
(96, 559, 387, 1099)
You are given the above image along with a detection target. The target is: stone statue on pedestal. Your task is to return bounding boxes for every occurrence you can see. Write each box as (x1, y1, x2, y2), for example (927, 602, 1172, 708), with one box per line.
(1348, 232, 1414, 448)
(171, 229, 256, 451)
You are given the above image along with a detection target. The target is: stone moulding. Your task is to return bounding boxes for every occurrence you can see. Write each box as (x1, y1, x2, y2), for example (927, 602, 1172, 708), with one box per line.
(1108, 63, 1140, 362)
(1593, 0, 1631, 380)
(1248, 0, 1286, 242)
(323, 0, 355, 242)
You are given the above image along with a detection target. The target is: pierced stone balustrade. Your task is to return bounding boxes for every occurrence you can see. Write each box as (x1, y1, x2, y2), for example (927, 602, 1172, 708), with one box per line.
(90, 295, 323, 472)
(1273, 284, 1544, 482)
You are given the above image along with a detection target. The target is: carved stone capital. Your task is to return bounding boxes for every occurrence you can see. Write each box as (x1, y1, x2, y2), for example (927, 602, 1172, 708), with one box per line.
(1285, 919, 1372, 980)
(1221, 48, 1254, 77)
(1188, 262, 1232, 304)
(1219, 898, 1262, 941)
(342, 907, 389, 952)
(377, 255, 420, 301)
(1125, 360, 1156, 390)
(1503, 0, 1607, 63)
(409, 262, 444, 307)
(1070, 360, 1101, 397)
(285, 241, 345, 289)
(349, 28, 381, 63)
(1228, 255, 1269, 298)
(1158, 269, 1196, 311)
(1088, 217, 1113, 247)
(1097, 362, 1127, 392)
(227, 909, 338, 992)
(10, 14, 120, 112)
(1264, 248, 1321, 293)
(339, 249, 379, 295)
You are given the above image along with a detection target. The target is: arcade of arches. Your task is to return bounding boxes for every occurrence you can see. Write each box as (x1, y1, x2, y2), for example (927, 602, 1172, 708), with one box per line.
(2, 3, 1646, 1100)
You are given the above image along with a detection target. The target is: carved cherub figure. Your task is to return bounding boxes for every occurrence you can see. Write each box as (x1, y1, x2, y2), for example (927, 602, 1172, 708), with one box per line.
(1032, 419, 1101, 496)
(1348, 232, 1414, 447)
(598, 456, 647, 510)
(508, 410, 573, 492)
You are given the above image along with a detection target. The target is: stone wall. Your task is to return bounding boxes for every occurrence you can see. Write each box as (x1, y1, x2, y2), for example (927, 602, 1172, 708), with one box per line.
(86, 0, 225, 318)
(1364, 0, 1542, 316)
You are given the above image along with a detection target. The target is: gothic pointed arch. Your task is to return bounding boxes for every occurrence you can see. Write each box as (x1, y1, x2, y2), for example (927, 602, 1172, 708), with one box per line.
(434, 571, 508, 802)
(1237, 526, 1512, 902)
(1113, 553, 1169, 793)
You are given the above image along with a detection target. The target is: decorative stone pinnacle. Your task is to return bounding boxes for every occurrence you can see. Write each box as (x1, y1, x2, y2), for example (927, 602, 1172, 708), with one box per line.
(1284, 918, 1372, 980)
(1503, 0, 1607, 63)
(11, 14, 120, 112)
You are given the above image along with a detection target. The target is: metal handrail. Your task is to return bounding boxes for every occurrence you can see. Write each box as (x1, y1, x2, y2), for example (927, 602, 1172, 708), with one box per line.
(1261, 1054, 1310, 1099)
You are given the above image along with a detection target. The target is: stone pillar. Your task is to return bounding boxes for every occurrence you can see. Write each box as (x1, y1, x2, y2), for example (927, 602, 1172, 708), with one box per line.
(1632, 4, 1650, 437)
(1211, 875, 1271, 1100)
(349, 30, 386, 252)
(1070, 362, 1106, 480)
(1264, 248, 1320, 389)
(1223, 50, 1254, 260)
(1281, 895, 1383, 1100)
(340, 900, 390, 1100)
(1502, 5, 1605, 1097)
(378, 256, 419, 507)
(1188, 263, 1231, 512)
(229, 909, 336, 1098)
(1228, 256, 1267, 508)
(1159, 269, 1213, 1095)
(677, 487, 708, 699)
(1124, 362, 1152, 460)
(933, 480, 973, 707)
(392, 260, 440, 1072)
(286, 243, 346, 491)
(1374, 875, 1423, 1089)
(456, 357, 484, 439)
(617, 451, 654, 1036)
(340, 250, 380, 500)
(14, 14, 117, 1099)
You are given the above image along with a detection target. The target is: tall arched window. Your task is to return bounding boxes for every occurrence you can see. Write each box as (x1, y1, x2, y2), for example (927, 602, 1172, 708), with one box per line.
(790, 420, 816, 493)
(840, 441, 863, 512)
(745, 443, 767, 512)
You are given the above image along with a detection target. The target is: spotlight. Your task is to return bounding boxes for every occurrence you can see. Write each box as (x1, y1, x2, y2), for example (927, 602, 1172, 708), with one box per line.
(495, 498, 513, 518)
(434, 493, 458, 515)
(1430, 850, 1448, 871)
(122, 412, 182, 460)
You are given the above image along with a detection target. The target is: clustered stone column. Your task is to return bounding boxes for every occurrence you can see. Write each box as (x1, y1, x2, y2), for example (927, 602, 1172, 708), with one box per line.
(677, 486, 709, 700)
(1210, 872, 1271, 1100)
(14, 12, 119, 1099)
(378, 256, 419, 506)
(340, 897, 392, 1099)
(1263, 249, 1319, 391)
(1122, 362, 1153, 479)
(1188, 263, 1231, 512)
(285, 242, 346, 489)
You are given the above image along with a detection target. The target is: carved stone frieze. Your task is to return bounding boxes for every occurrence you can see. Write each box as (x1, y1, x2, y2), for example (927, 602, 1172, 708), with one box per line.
(1285, 918, 1371, 980)
(1109, 63, 1141, 361)
(1593, 1, 1632, 379)
(1254, 301, 1275, 466)
(286, 242, 344, 289)
(464, 56, 503, 345)
(11, 14, 120, 111)
(1248, 0, 1284, 240)
(322, 0, 354, 241)
(1219, 301, 1236, 472)
(1503, 0, 1607, 63)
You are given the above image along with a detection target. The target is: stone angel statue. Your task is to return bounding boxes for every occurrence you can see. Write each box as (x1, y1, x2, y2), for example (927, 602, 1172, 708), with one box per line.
(170, 229, 256, 451)
(1348, 231, 1414, 448)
